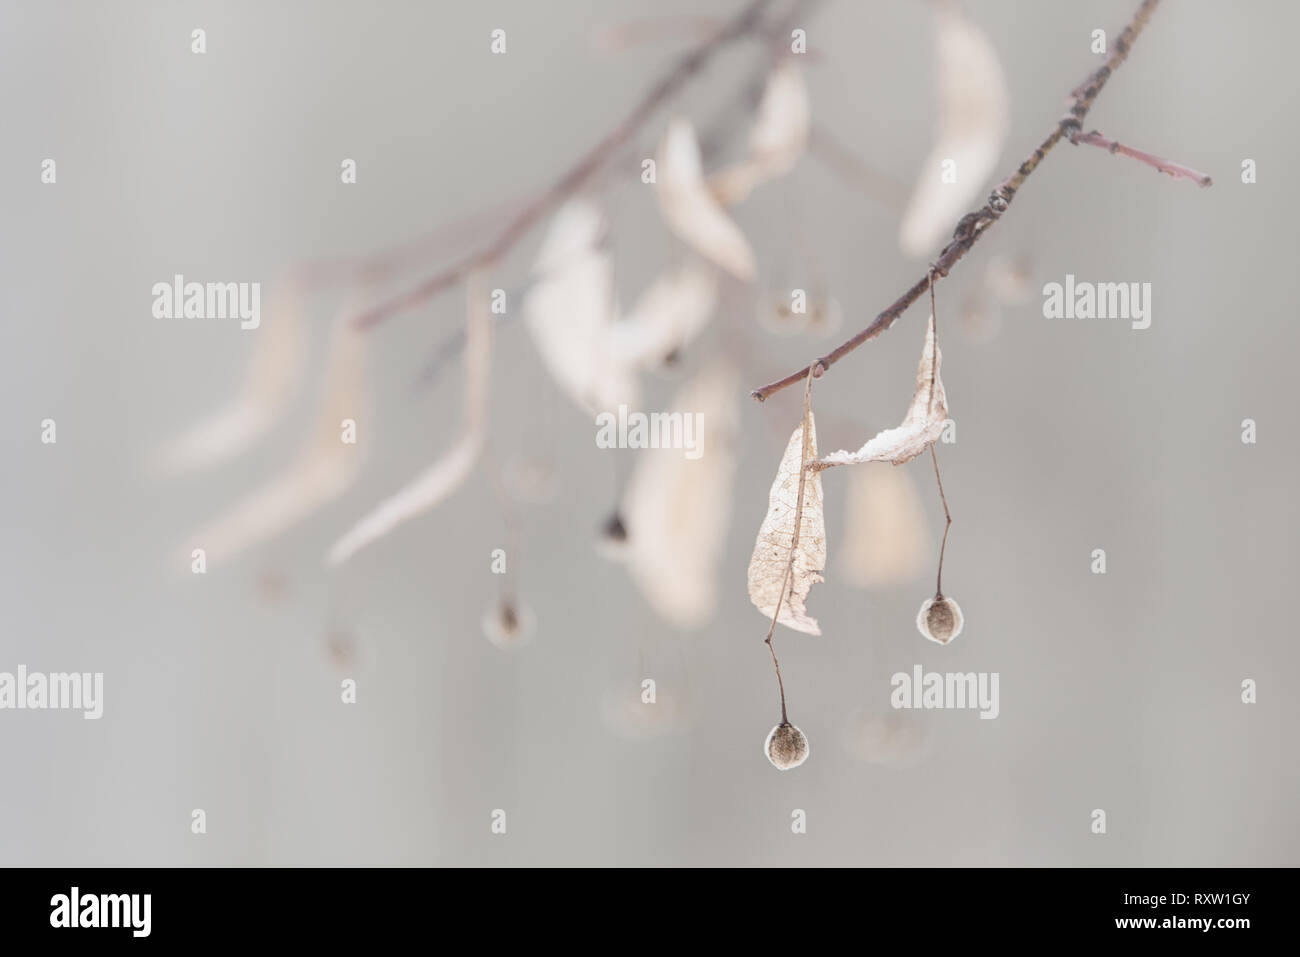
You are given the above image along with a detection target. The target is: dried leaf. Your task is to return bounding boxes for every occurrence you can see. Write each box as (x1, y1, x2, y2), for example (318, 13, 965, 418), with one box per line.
(820, 312, 947, 467)
(180, 308, 366, 566)
(898, 8, 1009, 257)
(608, 260, 718, 368)
(149, 280, 306, 476)
(523, 200, 639, 414)
(656, 118, 756, 279)
(326, 273, 491, 565)
(710, 61, 811, 206)
(839, 464, 929, 588)
(622, 363, 739, 629)
(747, 411, 826, 635)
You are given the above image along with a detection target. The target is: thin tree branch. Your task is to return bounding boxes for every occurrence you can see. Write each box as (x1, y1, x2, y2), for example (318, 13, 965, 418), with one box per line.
(751, 0, 1200, 402)
(1070, 128, 1213, 186)
(353, 0, 779, 331)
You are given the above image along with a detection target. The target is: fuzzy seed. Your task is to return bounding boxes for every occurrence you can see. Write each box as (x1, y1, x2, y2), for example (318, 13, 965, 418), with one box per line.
(916, 595, 964, 645)
(765, 721, 809, 770)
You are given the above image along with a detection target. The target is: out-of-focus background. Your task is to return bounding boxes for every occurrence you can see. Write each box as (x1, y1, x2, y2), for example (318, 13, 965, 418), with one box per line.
(1, 0, 1296, 867)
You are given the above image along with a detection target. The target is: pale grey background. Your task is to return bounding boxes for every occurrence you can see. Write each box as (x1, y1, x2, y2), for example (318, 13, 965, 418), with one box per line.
(1, 0, 1296, 866)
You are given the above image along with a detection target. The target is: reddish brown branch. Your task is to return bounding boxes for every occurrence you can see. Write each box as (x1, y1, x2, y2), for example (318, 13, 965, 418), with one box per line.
(1070, 128, 1212, 186)
(751, 0, 1202, 402)
(353, 0, 779, 331)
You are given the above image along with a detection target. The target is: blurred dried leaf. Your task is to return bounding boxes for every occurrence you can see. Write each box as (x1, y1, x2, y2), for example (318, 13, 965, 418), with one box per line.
(838, 464, 929, 588)
(326, 273, 491, 565)
(898, 8, 1009, 257)
(656, 118, 756, 279)
(747, 411, 826, 635)
(149, 280, 306, 476)
(181, 309, 366, 566)
(523, 200, 639, 414)
(623, 363, 739, 629)
(820, 312, 947, 467)
(710, 61, 810, 205)
(609, 260, 718, 368)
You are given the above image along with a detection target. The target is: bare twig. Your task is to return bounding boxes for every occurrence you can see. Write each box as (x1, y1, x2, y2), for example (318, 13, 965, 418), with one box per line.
(1070, 128, 1213, 186)
(354, 0, 778, 331)
(764, 365, 816, 724)
(751, 0, 1203, 401)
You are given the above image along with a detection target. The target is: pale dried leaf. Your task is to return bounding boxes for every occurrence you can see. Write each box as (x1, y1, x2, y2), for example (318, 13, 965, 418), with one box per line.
(623, 362, 739, 630)
(523, 201, 639, 414)
(819, 312, 947, 467)
(326, 274, 492, 565)
(839, 464, 929, 588)
(710, 61, 810, 205)
(149, 280, 307, 476)
(898, 8, 1009, 257)
(180, 309, 366, 567)
(747, 413, 826, 635)
(656, 118, 756, 279)
(608, 260, 718, 368)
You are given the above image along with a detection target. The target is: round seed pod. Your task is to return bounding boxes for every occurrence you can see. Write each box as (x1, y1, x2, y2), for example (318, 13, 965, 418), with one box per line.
(916, 595, 964, 645)
(764, 721, 810, 770)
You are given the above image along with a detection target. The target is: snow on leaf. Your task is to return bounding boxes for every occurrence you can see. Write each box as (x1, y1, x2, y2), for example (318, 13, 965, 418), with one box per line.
(819, 311, 948, 467)
(747, 409, 826, 635)
(622, 362, 739, 630)
(898, 8, 1009, 257)
(656, 118, 756, 279)
(326, 272, 492, 565)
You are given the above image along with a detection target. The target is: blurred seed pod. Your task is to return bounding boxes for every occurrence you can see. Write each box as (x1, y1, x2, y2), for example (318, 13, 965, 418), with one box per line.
(844, 709, 933, 767)
(594, 510, 631, 562)
(985, 252, 1033, 305)
(601, 683, 688, 739)
(482, 601, 536, 650)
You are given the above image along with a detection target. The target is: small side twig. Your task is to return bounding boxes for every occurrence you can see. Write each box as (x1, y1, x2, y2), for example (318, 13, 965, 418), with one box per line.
(1069, 128, 1213, 186)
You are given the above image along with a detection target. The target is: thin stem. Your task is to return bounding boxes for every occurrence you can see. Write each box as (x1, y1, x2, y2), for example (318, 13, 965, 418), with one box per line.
(1070, 129, 1213, 186)
(929, 444, 951, 599)
(751, 0, 1187, 402)
(354, 0, 778, 331)
(808, 123, 909, 213)
(764, 365, 816, 723)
